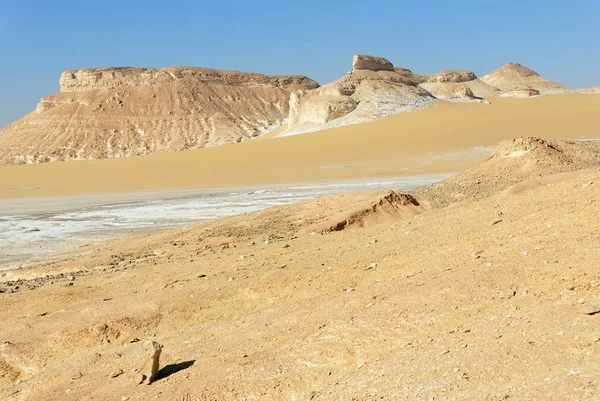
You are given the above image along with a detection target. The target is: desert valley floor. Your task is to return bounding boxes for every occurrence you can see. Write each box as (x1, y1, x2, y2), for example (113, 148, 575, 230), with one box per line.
(1, 93, 600, 400)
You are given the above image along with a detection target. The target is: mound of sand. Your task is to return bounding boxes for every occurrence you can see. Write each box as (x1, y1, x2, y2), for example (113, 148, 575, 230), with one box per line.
(0, 67, 318, 165)
(480, 62, 570, 94)
(412, 137, 600, 208)
(281, 55, 435, 136)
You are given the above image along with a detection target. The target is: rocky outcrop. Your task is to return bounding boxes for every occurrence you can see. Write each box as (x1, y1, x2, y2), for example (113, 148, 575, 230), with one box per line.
(352, 55, 395, 72)
(427, 70, 477, 83)
(578, 86, 600, 94)
(282, 55, 435, 136)
(0, 67, 318, 164)
(480, 62, 570, 94)
(503, 87, 541, 98)
(419, 69, 499, 100)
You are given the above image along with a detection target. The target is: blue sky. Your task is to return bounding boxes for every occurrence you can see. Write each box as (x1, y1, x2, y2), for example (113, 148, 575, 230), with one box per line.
(1, 0, 599, 127)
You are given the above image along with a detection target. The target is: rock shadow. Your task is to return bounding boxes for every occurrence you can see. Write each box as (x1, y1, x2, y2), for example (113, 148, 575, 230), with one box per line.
(156, 360, 195, 381)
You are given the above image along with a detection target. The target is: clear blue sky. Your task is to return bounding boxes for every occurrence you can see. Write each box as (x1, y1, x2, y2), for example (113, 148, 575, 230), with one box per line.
(1, 0, 599, 127)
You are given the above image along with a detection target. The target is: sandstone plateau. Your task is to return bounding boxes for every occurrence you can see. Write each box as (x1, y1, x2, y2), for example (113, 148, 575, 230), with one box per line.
(0, 67, 317, 165)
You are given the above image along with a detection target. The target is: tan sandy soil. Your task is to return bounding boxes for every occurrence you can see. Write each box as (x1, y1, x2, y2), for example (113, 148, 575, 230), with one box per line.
(1, 137, 600, 400)
(1, 94, 599, 201)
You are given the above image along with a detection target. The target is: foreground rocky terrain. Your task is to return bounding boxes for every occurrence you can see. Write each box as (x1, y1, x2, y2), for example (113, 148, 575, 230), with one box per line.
(0, 67, 318, 164)
(0, 55, 582, 164)
(1, 137, 599, 400)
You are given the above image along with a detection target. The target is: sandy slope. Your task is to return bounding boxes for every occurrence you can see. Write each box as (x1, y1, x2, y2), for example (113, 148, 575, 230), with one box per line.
(1, 137, 600, 400)
(1, 94, 599, 200)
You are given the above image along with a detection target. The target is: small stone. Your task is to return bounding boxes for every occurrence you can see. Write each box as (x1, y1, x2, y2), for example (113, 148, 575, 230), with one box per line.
(522, 251, 528, 256)
(582, 305, 600, 315)
(109, 368, 124, 378)
(130, 338, 140, 343)
(578, 298, 586, 304)
(239, 255, 246, 260)
(547, 224, 553, 228)
(122, 396, 129, 401)
(264, 239, 271, 245)
(556, 331, 565, 336)
(545, 377, 552, 382)
(453, 368, 460, 373)
(283, 244, 290, 248)
(344, 287, 354, 293)
(365, 302, 374, 308)
(583, 181, 593, 187)
(365, 263, 377, 270)
(67, 275, 75, 282)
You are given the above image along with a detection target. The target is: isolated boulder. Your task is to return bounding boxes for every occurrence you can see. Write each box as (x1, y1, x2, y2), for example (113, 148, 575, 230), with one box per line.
(352, 55, 395, 72)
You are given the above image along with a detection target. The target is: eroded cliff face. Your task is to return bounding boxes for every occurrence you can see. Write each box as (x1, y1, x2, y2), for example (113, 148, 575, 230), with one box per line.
(0, 67, 318, 164)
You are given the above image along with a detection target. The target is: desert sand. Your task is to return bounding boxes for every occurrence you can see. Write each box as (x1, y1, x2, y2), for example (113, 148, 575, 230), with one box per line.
(1, 136, 600, 400)
(1, 94, 599, 201)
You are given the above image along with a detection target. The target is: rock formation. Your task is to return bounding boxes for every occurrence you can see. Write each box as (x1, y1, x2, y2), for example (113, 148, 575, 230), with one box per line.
(578, 86, 600, 94)
(419, 69, 500, 100)
(0, 67, 318, 164)
(503, 87, 541, 98)
(480, 62, 570, 93)
(282, 55, 435, 136)
(352, 54, 395, 72)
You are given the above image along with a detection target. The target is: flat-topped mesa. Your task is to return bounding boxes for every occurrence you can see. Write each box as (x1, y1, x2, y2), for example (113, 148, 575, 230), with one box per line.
(0, 66, 319, 165)
(352, 55, 395, 72)
(59, 67, 318, 92)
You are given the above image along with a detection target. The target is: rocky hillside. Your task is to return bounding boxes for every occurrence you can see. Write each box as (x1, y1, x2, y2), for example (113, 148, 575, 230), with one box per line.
(281, 55, 436, 136)
(480, 62, 570, 94)
(0, 67, 318, 165)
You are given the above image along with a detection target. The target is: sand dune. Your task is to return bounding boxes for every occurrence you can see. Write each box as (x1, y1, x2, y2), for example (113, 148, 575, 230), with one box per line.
(0, 94, 598, 200)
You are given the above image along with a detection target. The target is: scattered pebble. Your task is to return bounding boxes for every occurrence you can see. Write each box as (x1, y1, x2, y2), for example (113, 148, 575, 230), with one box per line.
(583, 181, 593, 187)
(578, 298, 586, 304)
(344, 287, 354, 293)
(365, 263, 377, 270)
(556, 331, 565, 336)
(522, 250, 528, 256)
(109, 368, 124, 378)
